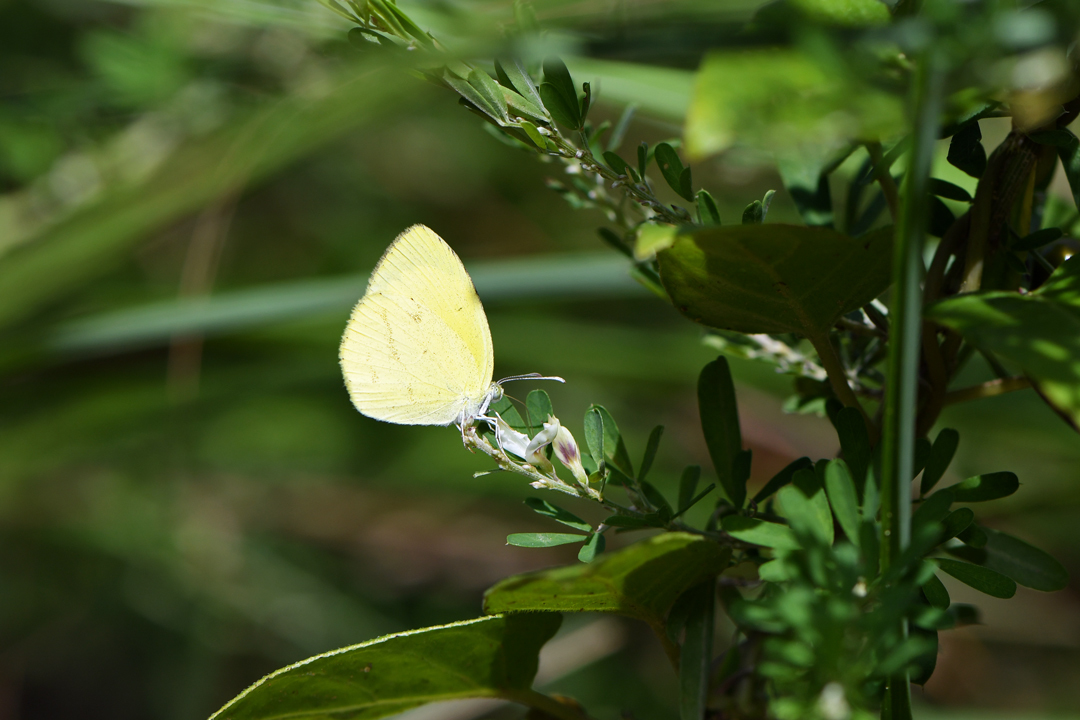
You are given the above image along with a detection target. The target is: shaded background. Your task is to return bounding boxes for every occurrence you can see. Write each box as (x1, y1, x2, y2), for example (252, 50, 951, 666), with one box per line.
(0, 0, 1078, 718)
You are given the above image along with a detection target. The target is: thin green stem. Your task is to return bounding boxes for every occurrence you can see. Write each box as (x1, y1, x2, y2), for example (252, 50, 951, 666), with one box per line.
(880, 42, 945, 720)
(808, 332, 877, 442)
(866, 141, 900, 223)
(944, 376, 1031, 405)
(507, 690, 596, 720)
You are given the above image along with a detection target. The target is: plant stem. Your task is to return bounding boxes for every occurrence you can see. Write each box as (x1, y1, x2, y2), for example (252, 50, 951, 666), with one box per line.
(880, 42, 945, 720)
(866, 141, 900, 222)
(944, 376, 1031, 405)
(808, 332, 876, 441)
(510, 690, 596, 720)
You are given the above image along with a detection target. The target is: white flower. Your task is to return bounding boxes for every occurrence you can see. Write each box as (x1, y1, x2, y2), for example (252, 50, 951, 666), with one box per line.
(552, 423, 590, 488)
(495, 415, 553, 472)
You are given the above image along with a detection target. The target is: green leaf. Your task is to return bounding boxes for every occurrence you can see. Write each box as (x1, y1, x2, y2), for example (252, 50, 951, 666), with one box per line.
(540, 58, 581, 129)
(583, 407, 604, 472)
(751, 457, 812, 505)
(209, 614, 561, 720)
(947, 528, 1068, 592)
(925, 255, 1080, 429)
(780, 470, 834, 545)
(484, 533, 730, 626)
(659, 224, 893, 335)
(824, 460, 860, 546)
(912, 488, 955, 536)
(519, 121, 548, 150)
(928, 178, 973, 203)
(580, 81, 592, 122)
(494, 58, 545, 110)
(921, 428, 959, 496)
(958, 523, 988, 548)
(655, 143, 694, 202)
(936, 558, 1016, 599)
(685, 48, 902, 159)
(922, 573, 951, 609)
(607, 103, 636, 151)
(604, 151, 631, 177)
(443, 70, 505, 124)
(637, 142, 649, 180)
(525, 389, 553, 432)
(675, 484, 716, 519)
(507, 533, 587, 548)
(741, 200, 763, 225)
(789, 0, 890, 25)
(720, 516, 799, 550)
(639, 425, 665, 483)
(941, 507, 975, 541)
(778, 157, 833, 227)
(678, 465, 701, 513)
(489, 396, 526, 432)
(944, 471, 1019, 502)
(524, 498, 591, 532)
(538, 83, 580, 130)
(833, 406, 871, 493)
(947, 121, 987, 178)
(1053, 128, 1080, 209)
(696, 190, 721, 226)
(698, 357, 745, 508)
(578, 532, 606, 563)
(468, 69, 511, 123)
(1012, 227, 1064, 252)
(588, 405, 634, 478)
(678, 581, 715, 720)
(640, 480, 673, 519)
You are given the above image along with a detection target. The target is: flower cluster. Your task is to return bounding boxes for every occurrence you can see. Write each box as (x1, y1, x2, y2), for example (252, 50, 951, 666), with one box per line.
(462, 414, 601, 500)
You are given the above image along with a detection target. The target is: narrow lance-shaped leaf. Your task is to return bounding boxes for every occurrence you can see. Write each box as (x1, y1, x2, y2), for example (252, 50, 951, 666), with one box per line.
(921, 428, 959, 496)
(494, 58, 545, 110)
(944, 471, 1019, 502)
(833, 406, 871, 496)
(679, 581, 715, 720)
(507, 533, 587, 548)
(752, 457, 812, 505)
(780, 469, 834, 545)
(947, 527, 1068, 591)
(824, 459, 860, 546)
(720, 516, 799, 550)
(696, 190, 721, 226)
(678, 465, 700, 512)
(639, 425, 665, 483)
(210, 614, 562, 720)
(936, 558, 1016, 599)
(698, 357, 744, 508)
(524, 497, 591, 532)
(922, 573, 951, 609)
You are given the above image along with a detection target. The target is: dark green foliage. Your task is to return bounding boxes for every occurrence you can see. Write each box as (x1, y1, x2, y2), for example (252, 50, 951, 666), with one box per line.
(947, 121, 987, 178)
(698, 357, 745, 508)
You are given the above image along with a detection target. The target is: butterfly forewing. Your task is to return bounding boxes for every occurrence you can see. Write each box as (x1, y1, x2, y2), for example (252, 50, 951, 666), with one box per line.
(339, 225, 495, 426)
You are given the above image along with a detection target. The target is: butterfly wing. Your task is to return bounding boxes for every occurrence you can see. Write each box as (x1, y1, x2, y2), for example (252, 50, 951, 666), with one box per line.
(339, 225, 495, 426)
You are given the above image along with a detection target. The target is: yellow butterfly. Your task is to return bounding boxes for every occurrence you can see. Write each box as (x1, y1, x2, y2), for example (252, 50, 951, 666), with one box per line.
(339, 225, 561, 429)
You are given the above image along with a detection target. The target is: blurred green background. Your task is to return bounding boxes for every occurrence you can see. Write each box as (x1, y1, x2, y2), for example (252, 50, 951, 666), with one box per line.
(0, 0, 1078, 718)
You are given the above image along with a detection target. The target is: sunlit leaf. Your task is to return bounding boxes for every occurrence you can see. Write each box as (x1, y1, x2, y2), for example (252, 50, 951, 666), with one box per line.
(658, 224, 893, 335)
(484, 533, 730, 628)
(926, 255, 1080, 429)
(210, 614, 561, 720)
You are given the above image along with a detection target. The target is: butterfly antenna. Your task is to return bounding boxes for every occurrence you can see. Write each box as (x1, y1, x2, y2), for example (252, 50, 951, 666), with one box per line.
(497, 373, 566, 385)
